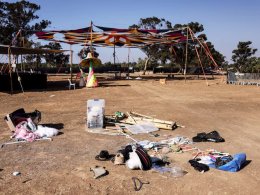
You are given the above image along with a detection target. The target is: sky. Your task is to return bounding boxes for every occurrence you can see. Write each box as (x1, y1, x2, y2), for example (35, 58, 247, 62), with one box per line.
(7, 0, 260, 64)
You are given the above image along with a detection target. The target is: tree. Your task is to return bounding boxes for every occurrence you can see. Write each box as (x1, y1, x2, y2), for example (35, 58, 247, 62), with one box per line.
(231, 41, 257, 72)
(252, 57, 260, 73)
(78, 47, 99, 59)
(41, 42, 69, 67)
(131, 18, 225, 75)
(129, 17, 173, 74)
(0, 0, 50, 45)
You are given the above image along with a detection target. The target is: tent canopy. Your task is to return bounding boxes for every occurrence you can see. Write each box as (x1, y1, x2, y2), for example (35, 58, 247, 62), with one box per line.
(35, 24, 188, 48)
(0, 44, 69, 55)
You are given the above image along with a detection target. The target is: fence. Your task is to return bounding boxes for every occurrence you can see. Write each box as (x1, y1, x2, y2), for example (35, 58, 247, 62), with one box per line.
(227, 72, 260, 86)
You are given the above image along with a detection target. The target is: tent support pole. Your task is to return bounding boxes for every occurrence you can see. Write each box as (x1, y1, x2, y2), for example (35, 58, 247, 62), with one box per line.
(184, 26, 189, 83)
(127, 48, 130, 76)
(194, 45, 209, 86)
(188, 28, 218, 68)
(113, 42, 116, 65)
(70, 44, 73, 81)
(8, 47, 13, 94)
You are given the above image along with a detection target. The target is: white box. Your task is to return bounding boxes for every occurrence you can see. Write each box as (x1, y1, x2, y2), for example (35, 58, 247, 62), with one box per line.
(87, 99, 105, 129)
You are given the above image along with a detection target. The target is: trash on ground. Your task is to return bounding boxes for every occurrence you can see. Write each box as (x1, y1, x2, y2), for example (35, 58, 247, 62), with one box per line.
(12, 171, 21, 176)
(90, 166, 108, 179)
(2, 108, 59, 145)
(132, 177, 149, 191)
(192, 130, 225, 142)
(95, 150, 114, 161)
(152, 165, 187, 177)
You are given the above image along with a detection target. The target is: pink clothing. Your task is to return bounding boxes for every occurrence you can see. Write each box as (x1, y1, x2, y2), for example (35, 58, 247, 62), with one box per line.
(13, 120, 39, 142)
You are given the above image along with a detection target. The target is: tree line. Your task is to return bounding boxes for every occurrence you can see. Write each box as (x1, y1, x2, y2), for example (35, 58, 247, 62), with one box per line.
(0, 1, 259, 73)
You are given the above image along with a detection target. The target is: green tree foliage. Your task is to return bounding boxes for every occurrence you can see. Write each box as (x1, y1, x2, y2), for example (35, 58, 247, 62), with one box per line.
(130, 18, 225, 74)
(0, 0, 50, 45)
(129, 17, 173, 74)
(78, 47, 99, 59)
(41, 42, 69, 67)
(173, 22, 225, 71)
(231, 41, 258, 72)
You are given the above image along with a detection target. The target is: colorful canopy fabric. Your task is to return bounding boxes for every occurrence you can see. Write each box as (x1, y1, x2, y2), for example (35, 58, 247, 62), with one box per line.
(35, 24, 187, 48)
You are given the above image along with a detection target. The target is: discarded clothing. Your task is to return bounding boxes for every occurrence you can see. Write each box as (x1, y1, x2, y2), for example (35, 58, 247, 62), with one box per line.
(197, 156, 215, 165)
(126, 151, 143, 170)
(12, 120, 39, 142)
(189, 159, 209, 172)
(161, 136, 193, 145)
(119, 145, 133, 161)
(208, 153, 246, 172)
(192, 131, 225, 143)
(12, 119, 58, 142)
(135, 146, 152, 170)
(34, 125, 59, 138)
(215, 155, 233, 168)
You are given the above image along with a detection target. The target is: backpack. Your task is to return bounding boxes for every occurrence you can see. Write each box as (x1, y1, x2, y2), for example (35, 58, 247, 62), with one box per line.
(135, 146, 152, 170)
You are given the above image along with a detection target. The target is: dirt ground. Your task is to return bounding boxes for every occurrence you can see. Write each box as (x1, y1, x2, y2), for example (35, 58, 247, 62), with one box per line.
(0, 74, 260, 195)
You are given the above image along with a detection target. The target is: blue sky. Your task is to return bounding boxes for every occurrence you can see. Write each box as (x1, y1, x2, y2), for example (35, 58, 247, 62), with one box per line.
(9, 0, 260, 64)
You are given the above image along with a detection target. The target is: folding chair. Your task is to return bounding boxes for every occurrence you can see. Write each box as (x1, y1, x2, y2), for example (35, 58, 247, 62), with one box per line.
(68, 79, 76, 90)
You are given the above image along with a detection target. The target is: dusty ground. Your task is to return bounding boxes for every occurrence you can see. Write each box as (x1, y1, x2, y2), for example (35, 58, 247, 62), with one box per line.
(0, 74, 260, 195)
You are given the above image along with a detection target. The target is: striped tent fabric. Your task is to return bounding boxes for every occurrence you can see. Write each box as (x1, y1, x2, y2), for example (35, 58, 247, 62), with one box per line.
(34, 23, 187, 48)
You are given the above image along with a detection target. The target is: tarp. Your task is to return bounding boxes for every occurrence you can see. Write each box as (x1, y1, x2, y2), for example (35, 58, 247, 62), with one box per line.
(0, 45, 69, 55)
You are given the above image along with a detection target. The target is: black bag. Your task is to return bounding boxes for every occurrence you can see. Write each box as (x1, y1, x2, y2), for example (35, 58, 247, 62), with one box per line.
(192, 131, 225, 143)
(135, 146, 152, 170)
(4, 108, 41, 127)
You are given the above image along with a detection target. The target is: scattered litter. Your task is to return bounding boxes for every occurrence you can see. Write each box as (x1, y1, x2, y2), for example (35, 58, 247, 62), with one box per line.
(192, 131, 225, 142)
(95, 150, 114, 161)
(124, 122, 158, 134)
(207, 153, 247, 172)
(12, 171, 21, 176)
(132, 177, 149, 191)
(1, 137, 52, 148)
(126, 151, 143, 170)
(189, 159, 209, 173)
(135, 77, 142, 80)
(3, 108, 59, 144)
(4, 108, 41, 131)
(125, 76, 133, 80)
(113, 153, 125, 165)
(22, 179, 32, 183)
(122, 111, 177, 130)
(49, 95, 55, 98)
(34, 126, 59, 138)
(90, 166, 108, 179)
(152, 165, 187, 177)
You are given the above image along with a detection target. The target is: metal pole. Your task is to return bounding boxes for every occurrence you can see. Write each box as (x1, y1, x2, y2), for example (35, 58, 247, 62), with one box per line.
(70, 44, 73, 81)
(113, 42, 116, 65)
(184, 26, 189, 83)
(8, 47, 13, 94)
(127, 48, 130, 76)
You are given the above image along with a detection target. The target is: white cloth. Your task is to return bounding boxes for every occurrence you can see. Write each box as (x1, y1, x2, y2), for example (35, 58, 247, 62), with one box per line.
(35, 125, 59, 138)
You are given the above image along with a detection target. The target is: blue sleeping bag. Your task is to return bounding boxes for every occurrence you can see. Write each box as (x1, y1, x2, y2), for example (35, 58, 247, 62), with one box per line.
(209, 153, 246, 172)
